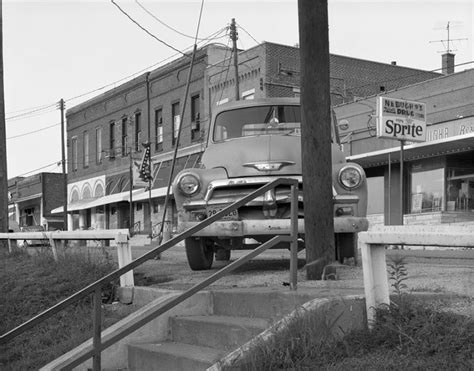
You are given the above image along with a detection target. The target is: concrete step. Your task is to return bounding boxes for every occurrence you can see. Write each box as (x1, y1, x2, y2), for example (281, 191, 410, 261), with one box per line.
(211, 289, 314, 319)
(128, 341, 226, 371)
(170, 315, 270, 351)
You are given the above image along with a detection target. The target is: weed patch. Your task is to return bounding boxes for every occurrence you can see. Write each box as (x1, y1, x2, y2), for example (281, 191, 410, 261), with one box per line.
(0, 247, 126, 370)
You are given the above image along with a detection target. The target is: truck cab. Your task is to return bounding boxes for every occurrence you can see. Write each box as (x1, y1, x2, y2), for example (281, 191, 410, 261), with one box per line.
(172, 98, 368, 270)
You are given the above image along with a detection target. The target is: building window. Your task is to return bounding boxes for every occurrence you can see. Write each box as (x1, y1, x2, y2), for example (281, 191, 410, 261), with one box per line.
(83, 131, 89, 168)
(241, 88, 255, 100)
(172, 102, 180, 146)
(109, 121, 116, 158)
(216, 97, 229, 106)
(135, 111, 142, 152)
(154, 108, 163, 152)
(96, 127, 102, 164)
(121, 117, 128, 157)
(71, 136, 78, 172)
(410, 163, 444, 213)
(191, 95, 201, 141)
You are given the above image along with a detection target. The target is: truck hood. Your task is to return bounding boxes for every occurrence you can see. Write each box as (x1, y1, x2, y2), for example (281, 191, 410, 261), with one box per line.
(201, 135, 302, 178)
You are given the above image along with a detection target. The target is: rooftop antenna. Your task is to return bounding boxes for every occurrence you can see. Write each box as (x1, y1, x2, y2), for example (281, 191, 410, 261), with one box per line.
(429, 21, 467, 53)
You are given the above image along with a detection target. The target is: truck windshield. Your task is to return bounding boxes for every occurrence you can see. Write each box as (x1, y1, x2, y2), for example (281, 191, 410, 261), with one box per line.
(213, 105, 301, 142)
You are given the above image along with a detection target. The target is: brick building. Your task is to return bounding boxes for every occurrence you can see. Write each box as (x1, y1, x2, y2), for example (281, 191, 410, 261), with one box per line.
(56, 42, 440, 233)
(8, 173, 65, 231)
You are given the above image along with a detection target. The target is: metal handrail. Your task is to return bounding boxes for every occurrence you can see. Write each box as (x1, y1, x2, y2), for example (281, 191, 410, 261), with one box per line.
(0, 178, 299, 370)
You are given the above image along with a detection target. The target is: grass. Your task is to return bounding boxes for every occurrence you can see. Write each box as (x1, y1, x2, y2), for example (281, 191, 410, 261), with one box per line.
(233, 297, 473, 370)
(0, 245, 132, 371)
(231, 255, 473, 370)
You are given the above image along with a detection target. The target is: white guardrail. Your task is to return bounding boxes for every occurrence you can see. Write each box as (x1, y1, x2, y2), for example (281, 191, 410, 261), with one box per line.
(359, 225, 474, 326)
(0, 229, 133, 287)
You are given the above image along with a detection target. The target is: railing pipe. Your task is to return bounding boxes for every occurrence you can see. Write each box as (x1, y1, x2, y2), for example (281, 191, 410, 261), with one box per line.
(92, 288, 102, 371)
(1, 178, 299, 370)
(289, 182, 299, 290)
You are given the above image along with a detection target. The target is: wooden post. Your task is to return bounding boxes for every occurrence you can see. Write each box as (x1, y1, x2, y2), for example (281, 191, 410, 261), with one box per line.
(298, 0, 335, 279)
(115, 232, 134, 287)
(360, 241, 390, 328)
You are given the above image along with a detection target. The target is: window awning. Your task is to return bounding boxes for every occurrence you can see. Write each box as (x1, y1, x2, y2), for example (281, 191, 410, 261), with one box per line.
(347, 132, 474, 168)
(51, 187, 173, 214)
(133, 187, 172, 202)
(51, 189, 142, 214)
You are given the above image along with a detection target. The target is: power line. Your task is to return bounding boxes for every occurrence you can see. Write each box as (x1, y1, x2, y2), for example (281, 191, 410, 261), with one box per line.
(16, 161, 61, 178)
(6, 104, 57, 122)
(111, 0, 187, 57)
(135, 0, 216, 42)
(6, 123, 60, 140)
(236, 22, 260, 46)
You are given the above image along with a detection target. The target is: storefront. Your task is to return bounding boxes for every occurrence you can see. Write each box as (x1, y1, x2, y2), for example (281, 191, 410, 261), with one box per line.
(348, 130, 474, 226)
(335, 68, 474, 227)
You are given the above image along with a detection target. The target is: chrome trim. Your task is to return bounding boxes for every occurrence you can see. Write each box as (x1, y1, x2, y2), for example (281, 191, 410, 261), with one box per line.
(204, 176, 302, 202)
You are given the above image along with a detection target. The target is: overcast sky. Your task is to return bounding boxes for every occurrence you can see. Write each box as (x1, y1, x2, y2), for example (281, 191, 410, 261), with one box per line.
(3, 0, 473, 178)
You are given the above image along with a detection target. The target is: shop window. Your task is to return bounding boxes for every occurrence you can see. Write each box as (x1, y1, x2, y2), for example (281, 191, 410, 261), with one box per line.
(136, 203, 142, 211)
(410, 166, 444, 213)
(366, 176, 384, 214)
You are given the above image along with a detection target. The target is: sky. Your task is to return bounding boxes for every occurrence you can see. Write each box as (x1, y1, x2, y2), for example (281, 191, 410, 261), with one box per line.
(3, 0, 473, 179)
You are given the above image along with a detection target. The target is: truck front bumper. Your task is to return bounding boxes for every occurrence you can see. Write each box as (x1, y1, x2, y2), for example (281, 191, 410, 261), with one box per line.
(178, 217, 368, 237)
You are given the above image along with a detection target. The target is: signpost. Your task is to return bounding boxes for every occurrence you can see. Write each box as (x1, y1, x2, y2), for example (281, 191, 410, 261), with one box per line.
(376, 97, 427, 225)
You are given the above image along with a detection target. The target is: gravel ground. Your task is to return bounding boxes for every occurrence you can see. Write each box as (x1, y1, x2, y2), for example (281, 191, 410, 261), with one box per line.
(126, 243, 474, 316)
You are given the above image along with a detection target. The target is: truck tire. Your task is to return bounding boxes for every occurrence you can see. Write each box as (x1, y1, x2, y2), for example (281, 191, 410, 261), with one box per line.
(335, 233, 357, 264)
(185, 237, 215, 270)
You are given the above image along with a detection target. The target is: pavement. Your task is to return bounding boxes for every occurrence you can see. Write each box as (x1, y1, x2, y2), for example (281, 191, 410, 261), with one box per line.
(125, 244, 474, 314)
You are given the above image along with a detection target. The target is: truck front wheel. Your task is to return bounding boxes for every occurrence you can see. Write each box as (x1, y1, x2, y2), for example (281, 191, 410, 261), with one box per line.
(185, 237, 215, 270)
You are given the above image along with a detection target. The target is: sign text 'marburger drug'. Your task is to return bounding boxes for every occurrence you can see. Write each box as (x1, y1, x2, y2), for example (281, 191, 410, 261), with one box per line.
(376, 97, 427, 143)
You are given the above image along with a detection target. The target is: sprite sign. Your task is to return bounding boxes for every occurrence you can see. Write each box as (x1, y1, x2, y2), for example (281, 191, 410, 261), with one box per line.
(377, 97, 427, 142)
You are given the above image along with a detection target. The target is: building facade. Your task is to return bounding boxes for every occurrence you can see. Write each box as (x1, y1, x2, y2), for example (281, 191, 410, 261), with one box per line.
(8, 173, 65, 231)
(58, 41, 441, 233)
(334, 68, 474, 226)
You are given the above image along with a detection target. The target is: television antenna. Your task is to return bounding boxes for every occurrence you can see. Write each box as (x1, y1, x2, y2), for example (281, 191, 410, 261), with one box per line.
(429, 21, 468, 53)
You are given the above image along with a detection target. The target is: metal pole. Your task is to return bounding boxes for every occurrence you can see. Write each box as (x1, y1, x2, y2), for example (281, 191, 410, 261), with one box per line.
(129, 150, 133, 235)
(60, 99, 68, 231)
(146, 73, 153, 238)
(400, 140, 404, 225)
(387, 152, 391, 225)
(92, 288, 102, 371)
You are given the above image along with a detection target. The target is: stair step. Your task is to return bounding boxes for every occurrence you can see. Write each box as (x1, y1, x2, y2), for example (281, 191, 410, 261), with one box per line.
(128, 341, 226, 371)
(212, 289, 313, 318)
(170, 315, 271, 351)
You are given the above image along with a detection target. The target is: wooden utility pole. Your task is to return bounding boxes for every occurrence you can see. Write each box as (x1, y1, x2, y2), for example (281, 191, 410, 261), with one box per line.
(230, 18, 240, 100)
(298, 0, 335, 279)
(59, 99, 68, 231)
(0, 0, 8, 242)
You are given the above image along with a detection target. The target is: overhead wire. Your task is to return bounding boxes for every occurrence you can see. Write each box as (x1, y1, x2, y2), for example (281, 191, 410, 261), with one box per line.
(134, 0, 218, 42)
(7, 123, 60, 140)
(110, 0, 187, 56)
(16, 161, 62, 178)
(236, 22, 260, 46)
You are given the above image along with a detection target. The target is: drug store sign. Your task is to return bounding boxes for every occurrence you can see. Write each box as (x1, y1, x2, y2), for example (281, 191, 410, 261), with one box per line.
(376, 97, 426, 142)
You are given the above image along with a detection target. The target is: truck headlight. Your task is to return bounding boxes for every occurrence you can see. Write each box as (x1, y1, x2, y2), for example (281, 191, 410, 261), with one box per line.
(177, 173, 201, 196)
(338, 165, 363, 190)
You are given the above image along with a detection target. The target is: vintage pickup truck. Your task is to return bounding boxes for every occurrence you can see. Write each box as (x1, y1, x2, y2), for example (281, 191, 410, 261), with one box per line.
(172, 98, 368, 270)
